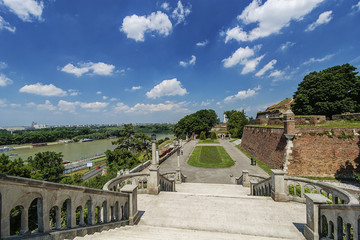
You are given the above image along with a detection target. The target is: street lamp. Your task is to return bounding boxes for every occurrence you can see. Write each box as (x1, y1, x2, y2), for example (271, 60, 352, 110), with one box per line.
(151, 134, 156, 142)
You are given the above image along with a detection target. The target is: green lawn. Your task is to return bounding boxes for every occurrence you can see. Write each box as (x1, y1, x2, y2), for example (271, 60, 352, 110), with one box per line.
(188, 146, 234, 168)
(236, 146, 272, 175)
(198, 139, 219, 144)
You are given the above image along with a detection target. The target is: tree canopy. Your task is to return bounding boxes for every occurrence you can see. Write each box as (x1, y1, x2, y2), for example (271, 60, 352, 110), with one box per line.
(0, 154, 31, 178)
(174, 109, 218, 139)
(225, 110, 249, 138)
(27, 151, 64, 182)
(292, 63, 360, 118)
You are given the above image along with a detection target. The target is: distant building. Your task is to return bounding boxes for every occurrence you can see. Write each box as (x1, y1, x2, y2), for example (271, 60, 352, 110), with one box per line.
(256, 98, 294, 119)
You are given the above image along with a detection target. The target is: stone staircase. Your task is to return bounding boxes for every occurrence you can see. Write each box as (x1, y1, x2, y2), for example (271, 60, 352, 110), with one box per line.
(74, 183, 306, 240)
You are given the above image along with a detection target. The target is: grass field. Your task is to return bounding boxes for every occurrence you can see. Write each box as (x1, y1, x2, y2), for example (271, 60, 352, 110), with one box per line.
(188, 146, 234, 168)
(198, 139, 219, 144)
(236, 146, 272, 175)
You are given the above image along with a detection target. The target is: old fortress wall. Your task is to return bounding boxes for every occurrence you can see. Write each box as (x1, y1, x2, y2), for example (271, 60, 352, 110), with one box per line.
(241, 121, 360, 177)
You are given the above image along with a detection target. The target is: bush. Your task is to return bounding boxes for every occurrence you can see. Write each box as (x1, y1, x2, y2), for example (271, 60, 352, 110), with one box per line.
(199, 131, 206, 140)
(211, 132, 217, 140)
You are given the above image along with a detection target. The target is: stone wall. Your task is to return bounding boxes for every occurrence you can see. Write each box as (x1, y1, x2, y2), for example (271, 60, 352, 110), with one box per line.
(332, 113, 360, 121)
(241, 126, 360, 177)
(241, 126, 287, 169)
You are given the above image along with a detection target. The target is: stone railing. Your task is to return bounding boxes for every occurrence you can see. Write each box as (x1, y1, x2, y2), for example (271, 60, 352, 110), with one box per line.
(235, 170, 267, 187)
(103, 172, 150, 194)
(0, 174, 138, 239)
(161, 170, 186, 184)
(159, 174, 175, 192)
(244, 169, 359, 240)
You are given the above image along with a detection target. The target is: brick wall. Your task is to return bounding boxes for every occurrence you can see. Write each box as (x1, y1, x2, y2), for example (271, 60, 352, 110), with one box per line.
(241, 126, 287, 169)
(241, 126, 360, 177)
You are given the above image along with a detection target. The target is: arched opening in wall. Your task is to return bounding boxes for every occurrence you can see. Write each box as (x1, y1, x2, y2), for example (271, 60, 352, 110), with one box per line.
(334, 196, 339, 204)
(0, 193, 1, 235)
(328, 193, 333, 203)
(328, 221, 334, 239)
(10, 205, 23, 236)
(304, 186, 310, 194)
(295, 185, 301, 197)
(337, 216, 344, 239)
(345, 223, 353, 239)
(358, 217, 360, 240)
(311, 188, 317, 194)
(95, 206, 101, 224)
(28, 198, 43, 233)
(102, 201, 107, 223)
(114, 201, 119, 221)
(321, 215, 328, 237)
(61, 199, 71, 228)
(124, 202, 129, 220)
(121, 205, 124, 220)
(75, 206, 82, 226)
(110, 206, 114, 221)
(320, 189, 327, 197)
(49, 206, 59, 230)
(84, 200, 91, 225)
(288, 184, 294, 196)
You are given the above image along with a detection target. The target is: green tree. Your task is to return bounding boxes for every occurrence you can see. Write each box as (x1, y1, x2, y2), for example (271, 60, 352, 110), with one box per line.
(174, 109, 218, 138)
(211, 132, 217, 140)
(27, 151, 64, 182)
(0, 154, 31, 178)
(292, 64, 360, 118)
(105, 148, 139, 172)
(226, 110, 249, 138)
(199, 131, 206, 140)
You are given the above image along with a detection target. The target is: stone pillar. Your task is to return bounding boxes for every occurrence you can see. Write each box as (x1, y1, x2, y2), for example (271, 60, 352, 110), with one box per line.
(282, 134, 295, 173)
(283, 109, 295, 135)
(242, 170, 250, 187)
(148, 134, 160, 194)
(176, 148, 182, 184)
(121, 185, 139, 225)
(304, 194, 328, 240)
(270, 169, 288, 202)
(20, 207, 29, 234)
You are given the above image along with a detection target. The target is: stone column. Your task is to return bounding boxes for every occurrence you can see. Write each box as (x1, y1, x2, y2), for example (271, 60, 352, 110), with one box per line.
(270, 169, 288, 202)
(283, 109, 295, 135)
(121, 185, 139, 225)
(242, 170, 250, 187)
(147, 134, 160, 194)
(176, 148, 182, 184)
(20, 207, 29, 234)
(304, 194, 328, 240)
(283, 109, 295, 174)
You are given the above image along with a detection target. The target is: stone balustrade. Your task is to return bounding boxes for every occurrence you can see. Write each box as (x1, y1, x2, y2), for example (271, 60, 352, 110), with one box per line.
(103, 172, 150, 194)
(0, 174, 138, 239)
(159, 175, 175, 192)
(251, 177, 271, 196)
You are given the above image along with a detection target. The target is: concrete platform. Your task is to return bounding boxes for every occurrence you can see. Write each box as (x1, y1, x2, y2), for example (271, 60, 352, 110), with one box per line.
(75, 183, 306, 240)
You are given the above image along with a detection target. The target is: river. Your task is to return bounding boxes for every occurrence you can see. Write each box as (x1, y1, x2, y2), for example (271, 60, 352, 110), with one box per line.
(8, 132, 174, 162)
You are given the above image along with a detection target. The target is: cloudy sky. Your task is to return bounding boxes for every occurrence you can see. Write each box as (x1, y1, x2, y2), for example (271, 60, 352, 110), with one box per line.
(0, 0, 360, 126)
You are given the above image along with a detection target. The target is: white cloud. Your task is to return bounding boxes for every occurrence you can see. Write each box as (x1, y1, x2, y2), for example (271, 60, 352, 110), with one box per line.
(0, 61, 7, 69)
(131, 86, 142, 91)
(80, 102, 109, 112)
(196, 40, 208, 47)
(10, 103, 20, 107)
(303, 54, 334, 64)
(1, 0, 44, 22)
(110, 97, 119, 102)
(0, 73, 13, 87)
(306, 10, 333, 32)
(161, 2, 170, 11)
(352, 1, 360, 12)
(179, 55, 196, 67)
(269, 70, 283, 78)
(58, 100, 79, 113)
(61, 62, 115, 77)
(256, 59, 277, 76)
(171, 0, 191, 25)
(225, 0, 324, 43)
(146, 78, 187, 99)
(102, 96, 108, 100)
(114, 101, 189, 113)
(68, 89, 80, 96)
(121, 11, 172, 42)
(28, 100, 56, 111)
(224, 85, 261, 103)
(200, 99, 214, 107)
(0, 16, 15, 32)
(0, 99, 7, 107)
(222, 45, 264, 74)
(280, 41, 295, 51)
(96, 91, 102, 95)
(19, 83, 67, 97)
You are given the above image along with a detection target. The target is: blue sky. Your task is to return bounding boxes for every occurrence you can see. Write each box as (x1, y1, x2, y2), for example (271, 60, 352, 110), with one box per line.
(0, 0, 360, 126)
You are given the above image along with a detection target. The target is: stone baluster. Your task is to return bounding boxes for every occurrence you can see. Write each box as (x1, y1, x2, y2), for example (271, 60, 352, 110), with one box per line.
(242, 170, 249, 187)
(121, 185, 138, 225)
(270, 169, 288, 202)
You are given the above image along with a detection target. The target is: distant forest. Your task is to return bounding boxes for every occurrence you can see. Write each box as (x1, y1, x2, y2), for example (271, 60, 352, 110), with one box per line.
(0, 124, 174, 145)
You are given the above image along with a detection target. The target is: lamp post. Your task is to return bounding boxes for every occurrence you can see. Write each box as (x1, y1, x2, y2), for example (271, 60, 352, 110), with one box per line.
(151, 134, 156, 165)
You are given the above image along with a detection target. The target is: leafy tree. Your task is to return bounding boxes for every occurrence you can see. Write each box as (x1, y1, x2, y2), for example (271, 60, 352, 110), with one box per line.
(226, 110, 249, 138)
(211, 132, 217, 139)
(199, 131, 206, 140)
(0, 154, 31, 178)
(292, 64, 360, 118)
(27, 151, 64, 182)
(174, 109, 218, 138)
(105, 148, 139, 172)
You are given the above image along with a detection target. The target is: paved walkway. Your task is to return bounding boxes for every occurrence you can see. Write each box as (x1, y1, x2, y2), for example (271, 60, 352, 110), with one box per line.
(159, 139, 268, 184)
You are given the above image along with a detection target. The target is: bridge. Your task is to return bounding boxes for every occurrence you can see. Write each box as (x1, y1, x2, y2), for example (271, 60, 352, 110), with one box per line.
(0, 135, 359, 239)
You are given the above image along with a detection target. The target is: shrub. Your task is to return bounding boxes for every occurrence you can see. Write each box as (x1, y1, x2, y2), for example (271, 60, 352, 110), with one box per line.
(199, 131, 206, 140)
(211, 132, 217, 140)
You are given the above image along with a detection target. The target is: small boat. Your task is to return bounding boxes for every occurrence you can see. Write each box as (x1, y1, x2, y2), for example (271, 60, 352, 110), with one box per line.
(0, 146, 14, 152)
(80, 139, 94, 143)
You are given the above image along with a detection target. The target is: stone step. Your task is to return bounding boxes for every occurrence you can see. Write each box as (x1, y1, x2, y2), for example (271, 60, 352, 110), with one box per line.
(75, 225, 288, 240)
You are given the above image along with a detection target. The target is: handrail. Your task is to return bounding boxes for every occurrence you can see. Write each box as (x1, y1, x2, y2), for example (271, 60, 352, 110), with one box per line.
(103, 172, 150, 193)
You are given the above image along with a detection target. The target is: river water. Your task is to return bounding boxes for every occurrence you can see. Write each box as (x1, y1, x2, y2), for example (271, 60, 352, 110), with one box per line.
(8, 132, 174, 162)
